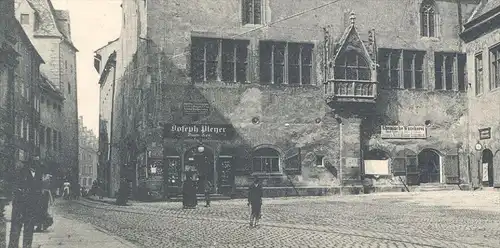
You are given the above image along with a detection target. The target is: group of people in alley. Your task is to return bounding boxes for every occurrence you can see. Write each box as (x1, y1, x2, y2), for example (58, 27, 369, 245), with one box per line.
(182, 171, 264, 227)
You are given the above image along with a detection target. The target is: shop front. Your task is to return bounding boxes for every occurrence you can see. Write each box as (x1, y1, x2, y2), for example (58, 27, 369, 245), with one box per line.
(162, 124, 237, 197)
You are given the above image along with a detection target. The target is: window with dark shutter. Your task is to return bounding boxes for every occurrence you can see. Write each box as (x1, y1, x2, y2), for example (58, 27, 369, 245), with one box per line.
(444, 154, 459, 184)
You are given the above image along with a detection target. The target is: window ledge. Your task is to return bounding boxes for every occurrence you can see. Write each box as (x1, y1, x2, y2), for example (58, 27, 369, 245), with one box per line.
(242, 24, 264, 28)
(251, 172, 283, 176)
(420, 37, 440, 42)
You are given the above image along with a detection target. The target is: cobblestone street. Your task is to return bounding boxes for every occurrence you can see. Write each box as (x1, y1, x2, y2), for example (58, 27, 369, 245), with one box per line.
(51, 191, 500, 248)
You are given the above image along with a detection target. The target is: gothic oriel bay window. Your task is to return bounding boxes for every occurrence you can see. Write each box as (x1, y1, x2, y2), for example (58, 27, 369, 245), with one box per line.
(490, 45, 500, 90)
(420, 0, 436, 37)
(252, 147, 280, 173)
(191, 37, 249, 83)
(378, 49, 425, 89)
(242, 0, 262, 25)
(335, 51, 370, 81)
(260, 41, 313, 85)
(475, 53, 483, 95)
(434, 52, 466, 91)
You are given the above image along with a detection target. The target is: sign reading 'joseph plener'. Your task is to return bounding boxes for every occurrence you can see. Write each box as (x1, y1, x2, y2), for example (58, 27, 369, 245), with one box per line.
(163, 124, 235, 140)
(380, 125, 427, 139)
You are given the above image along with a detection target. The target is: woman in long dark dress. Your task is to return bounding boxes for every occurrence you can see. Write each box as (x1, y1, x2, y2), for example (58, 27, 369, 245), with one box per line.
(182, 174, 196, 209)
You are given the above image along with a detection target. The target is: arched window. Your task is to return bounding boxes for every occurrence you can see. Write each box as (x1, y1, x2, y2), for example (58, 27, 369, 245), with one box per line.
(334, 51, 371, 81)
(420, 0, 436, 37)
(252, 147, 280, 173)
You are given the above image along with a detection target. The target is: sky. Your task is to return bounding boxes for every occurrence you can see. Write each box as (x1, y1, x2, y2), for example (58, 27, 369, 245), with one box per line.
(52, 0, 122, 134)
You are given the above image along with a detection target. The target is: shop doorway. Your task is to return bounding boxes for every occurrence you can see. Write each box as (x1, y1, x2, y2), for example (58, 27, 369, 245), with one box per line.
(417, 149, 441, 184)
(184, 146, 214, 194)
(482, 149, 494, 187)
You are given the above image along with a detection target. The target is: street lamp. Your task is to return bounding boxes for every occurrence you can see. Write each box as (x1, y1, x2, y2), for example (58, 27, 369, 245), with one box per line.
(197, 146, 205, 153)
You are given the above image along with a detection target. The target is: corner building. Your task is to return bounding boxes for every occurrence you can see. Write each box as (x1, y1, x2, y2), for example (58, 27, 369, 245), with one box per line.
(114, 0, 479, 198)
(461, 1, 500, 188)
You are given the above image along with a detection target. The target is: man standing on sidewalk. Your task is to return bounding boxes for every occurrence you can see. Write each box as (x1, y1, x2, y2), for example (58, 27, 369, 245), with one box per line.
(247, 178, 263, 227)
(9, 160, 42, 248)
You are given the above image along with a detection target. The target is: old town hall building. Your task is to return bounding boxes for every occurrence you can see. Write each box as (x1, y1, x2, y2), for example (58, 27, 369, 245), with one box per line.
(96, 0, 486, 199)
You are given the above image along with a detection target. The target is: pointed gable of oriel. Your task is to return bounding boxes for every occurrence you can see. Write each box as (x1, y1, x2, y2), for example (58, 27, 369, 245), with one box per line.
(333, 12, 377, 69)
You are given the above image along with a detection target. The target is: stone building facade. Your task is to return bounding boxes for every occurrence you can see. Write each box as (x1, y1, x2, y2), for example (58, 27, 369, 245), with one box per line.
(461, 1, 500, 188)
(12, 19, 43, 179)
(95, 39, 120, 197)
(78, 116, 98, 189)
(0, 0, 19, 198)
(15, 0, 79, 187)
(39, 73, 64, 186)
(100, 0, 483, 198)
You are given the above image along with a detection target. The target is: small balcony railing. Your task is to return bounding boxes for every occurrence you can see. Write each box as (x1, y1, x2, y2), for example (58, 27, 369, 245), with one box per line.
(325, 80, 377, 104)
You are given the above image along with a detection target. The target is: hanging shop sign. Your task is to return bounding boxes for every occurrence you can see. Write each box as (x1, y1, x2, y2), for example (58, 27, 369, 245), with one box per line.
(479, 127, 491, 140)
(183, 102, 211, 116)
(163, 124, 236, 140)
(380, 125, 427, 139)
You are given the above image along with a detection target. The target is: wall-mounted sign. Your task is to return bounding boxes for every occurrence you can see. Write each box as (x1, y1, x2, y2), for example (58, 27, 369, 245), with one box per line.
(183, 102, 210, 116)
(364, 160, 390, 175)
(479, 127, 491, 140)
(380, 126, 427, 139)
(163, 124, 235, 140)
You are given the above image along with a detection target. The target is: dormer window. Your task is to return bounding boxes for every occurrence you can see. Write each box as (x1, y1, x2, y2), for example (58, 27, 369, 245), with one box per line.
(242, 0, 262, 25)
(420, 0, 436, 37)
(334, 51, 371, 81)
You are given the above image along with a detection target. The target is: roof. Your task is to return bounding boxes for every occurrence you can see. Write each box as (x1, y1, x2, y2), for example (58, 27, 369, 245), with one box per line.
(24, 0, 78, 51)
(465, 0, 500, 25)
(25, 0, 61, 37)
(94, 38, 119, 53)
(333, 12, 376, 66)
(40, 72, 64, 100)
(462, 0, 500, 41)
(14, 18, 44, 64)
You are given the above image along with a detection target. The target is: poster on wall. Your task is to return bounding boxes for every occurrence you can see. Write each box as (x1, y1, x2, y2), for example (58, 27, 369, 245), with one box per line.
(482, 163, 489, 182)
(364, 160, 390, 175)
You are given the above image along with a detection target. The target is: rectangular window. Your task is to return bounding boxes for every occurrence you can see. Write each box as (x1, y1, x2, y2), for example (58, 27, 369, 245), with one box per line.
(59, 132, 62, 151)
(434, 52, 466, 91)
(315, 155, 324, 166)
(378, 49, 425, 89)
(20, 14, 29, 25)
(53, 131, 57, 150)
(21, 118, 26, 139)
(46, 128, 52, 149)
(260, 41, 313, 85)
(242, 0, 262, 25)
(191, 37, 249, 83)
(490, 45, 500, 90)
(40, 126, 45, 145)
(475, 53, 483, 95)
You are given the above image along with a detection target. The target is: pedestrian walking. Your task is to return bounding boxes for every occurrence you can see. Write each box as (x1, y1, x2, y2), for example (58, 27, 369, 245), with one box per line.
(202, 176, 213, 207)
(35, 173, 54, 232)
(62, 181, 70, 200)
(8, 161, 42, 248)
(247, 178, 263, 227)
